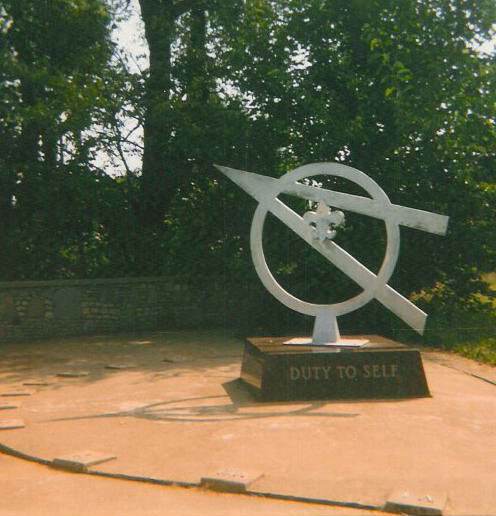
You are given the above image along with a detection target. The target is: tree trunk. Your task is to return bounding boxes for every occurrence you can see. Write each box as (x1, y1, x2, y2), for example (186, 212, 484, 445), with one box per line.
(187, 5, 208, 104)
(138, 0, 202, 230)
(17, 78, 41, 165)
(42, 128, 58, 169)
(138, 0, 176, 229)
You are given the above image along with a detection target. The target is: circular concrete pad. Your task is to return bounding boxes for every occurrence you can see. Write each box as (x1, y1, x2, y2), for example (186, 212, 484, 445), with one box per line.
(1, 331, 496, 515)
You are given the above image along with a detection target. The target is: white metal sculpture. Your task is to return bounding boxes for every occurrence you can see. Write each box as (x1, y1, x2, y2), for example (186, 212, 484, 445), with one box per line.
(215, 162, 449, 346)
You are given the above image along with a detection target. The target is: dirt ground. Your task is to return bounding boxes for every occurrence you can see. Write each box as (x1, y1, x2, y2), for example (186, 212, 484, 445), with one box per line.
(1, 330, 495, 515)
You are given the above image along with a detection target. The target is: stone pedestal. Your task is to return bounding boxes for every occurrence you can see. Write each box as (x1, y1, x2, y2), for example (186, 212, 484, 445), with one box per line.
(240, 336, 430, 402)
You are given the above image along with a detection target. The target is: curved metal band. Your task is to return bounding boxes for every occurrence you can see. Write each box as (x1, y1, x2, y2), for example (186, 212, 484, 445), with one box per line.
(250, 163, 400, 317)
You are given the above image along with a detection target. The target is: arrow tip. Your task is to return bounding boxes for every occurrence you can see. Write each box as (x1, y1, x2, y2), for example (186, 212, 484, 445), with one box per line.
(213, 164, 226, 173)
(213, 164, 242, 181)
(214, 165, 278, 203)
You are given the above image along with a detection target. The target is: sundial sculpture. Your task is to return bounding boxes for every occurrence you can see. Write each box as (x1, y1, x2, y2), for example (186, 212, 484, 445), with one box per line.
(216, 162, 449, 401)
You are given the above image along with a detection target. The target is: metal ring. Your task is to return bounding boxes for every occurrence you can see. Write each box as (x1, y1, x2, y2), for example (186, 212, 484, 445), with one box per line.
(250, 163, 400, 317)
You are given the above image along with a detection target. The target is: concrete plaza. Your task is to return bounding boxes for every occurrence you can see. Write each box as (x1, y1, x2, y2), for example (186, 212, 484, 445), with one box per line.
(1, 331, 495, 515)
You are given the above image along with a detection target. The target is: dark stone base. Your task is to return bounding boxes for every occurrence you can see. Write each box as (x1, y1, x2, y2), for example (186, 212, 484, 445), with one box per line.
(240, 336, 430, 402)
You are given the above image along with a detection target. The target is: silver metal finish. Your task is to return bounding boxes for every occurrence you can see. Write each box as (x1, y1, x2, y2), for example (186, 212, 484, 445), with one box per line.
(303, 201, 345, 242)
(216, 162, 449, 344)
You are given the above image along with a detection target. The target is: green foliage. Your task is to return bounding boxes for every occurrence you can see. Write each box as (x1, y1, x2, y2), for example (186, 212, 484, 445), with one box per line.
(1, 0, 495, 339)
(0, 0, 139, 279)
(166, 0, 496, 329)
(453, 338, 496, 366)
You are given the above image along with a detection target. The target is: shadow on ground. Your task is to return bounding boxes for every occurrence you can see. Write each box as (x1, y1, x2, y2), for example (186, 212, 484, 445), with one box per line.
(0, 330, 244, 389)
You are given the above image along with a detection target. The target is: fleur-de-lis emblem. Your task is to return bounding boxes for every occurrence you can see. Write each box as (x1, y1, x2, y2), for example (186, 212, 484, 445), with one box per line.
(215, 162, 449, 343)
(303, 201, 345, 242)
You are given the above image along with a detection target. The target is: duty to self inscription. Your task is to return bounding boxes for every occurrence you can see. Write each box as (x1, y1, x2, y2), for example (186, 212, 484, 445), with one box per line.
(290, 363, 399, 381)
(240, 339, 430, 401)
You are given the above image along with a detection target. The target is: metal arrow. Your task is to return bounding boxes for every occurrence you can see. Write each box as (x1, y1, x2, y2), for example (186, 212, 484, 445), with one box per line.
(216, 166, 448, 235)
(215, 165, 441, 334)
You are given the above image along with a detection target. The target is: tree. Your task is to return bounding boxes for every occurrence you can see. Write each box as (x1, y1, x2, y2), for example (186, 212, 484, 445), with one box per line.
(207, 0, 496, 304)
(137, 0, 194, 229)
(1, 0, 494, 336)
(138, 0, 495, 330)
(0, 0, 126, 279)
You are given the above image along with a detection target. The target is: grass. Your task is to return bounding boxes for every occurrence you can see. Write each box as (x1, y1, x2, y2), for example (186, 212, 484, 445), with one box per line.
(431, 272, 496, 366)
(451, 338, 496, 366)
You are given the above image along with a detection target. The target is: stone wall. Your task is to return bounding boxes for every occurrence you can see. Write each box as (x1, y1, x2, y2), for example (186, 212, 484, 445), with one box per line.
(0, 276, 234, 342)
